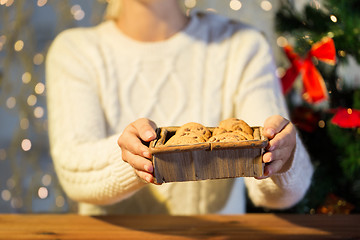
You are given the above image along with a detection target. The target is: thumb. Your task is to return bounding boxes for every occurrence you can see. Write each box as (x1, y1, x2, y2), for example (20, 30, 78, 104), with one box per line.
(133, 118, 157, 142)
(263, 115, 289, 139)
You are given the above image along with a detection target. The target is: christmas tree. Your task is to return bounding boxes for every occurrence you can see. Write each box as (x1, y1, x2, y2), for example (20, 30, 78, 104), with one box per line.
(250, 0, 360, 214)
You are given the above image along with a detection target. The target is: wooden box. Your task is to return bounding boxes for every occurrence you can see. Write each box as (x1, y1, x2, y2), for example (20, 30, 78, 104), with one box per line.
(149, 127, 268, 184)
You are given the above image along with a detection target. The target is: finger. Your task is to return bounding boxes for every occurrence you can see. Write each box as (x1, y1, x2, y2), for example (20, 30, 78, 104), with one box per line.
(263, 146, 292, 164)
(263, 159, 285, 177)
(135, 169, 155, 183)
(122, 150, 153, 173)
(266, 123, 295, 151)
(132, 118, 157, 142)
(263, 115, 290, 139)
(118, 131, 151, 159)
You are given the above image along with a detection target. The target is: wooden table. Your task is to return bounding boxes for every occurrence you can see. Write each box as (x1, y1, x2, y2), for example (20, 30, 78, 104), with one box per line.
(0, 214, 359, 239)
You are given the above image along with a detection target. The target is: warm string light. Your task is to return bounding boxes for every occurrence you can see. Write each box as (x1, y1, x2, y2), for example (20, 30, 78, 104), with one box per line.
(0, 0, 78, 213)
(338, 50, 346, 57)
(14, 40, 24, 52)
(330, 15, 337, 23)
(20, 118, 29, 130)
(21, 139, 32, 151)
(33, 53, 44, 65)
(56, 196, 65, 207)
(71, 4, 85, 21)
(276, 36, 288, 47)
(184, 0, 196, 9)
(22, 72, 32, 84)
(1, 190, 11, 201)
(327, 32, 334, 38)
(34, 106, 44, 118)
(37, 0, 47, 7)
(41, 174, 52, 186)
(260, 0, 272, 11)
(35, 82, 45, 95)
(27, 95, 37, 106)
(6, 97, 16, 109)
(229, 0, 242, 11)
(38, 187, 48, 199)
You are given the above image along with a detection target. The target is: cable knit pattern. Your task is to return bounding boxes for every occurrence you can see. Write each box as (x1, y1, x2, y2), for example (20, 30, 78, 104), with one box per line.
(46, 11, 313, 215)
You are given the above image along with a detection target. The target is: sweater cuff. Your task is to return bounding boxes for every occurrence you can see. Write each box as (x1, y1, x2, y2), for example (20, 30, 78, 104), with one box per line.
(96, 134, 146, 205)
(270, 133, 314, 188)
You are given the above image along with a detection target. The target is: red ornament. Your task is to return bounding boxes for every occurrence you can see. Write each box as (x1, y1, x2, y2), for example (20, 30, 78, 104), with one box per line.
(331, 108, 360, 128)
(281, 37, 336, 104)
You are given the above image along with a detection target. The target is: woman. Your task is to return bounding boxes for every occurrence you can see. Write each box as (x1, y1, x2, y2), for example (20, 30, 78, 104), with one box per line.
(46, 0, 313, 215)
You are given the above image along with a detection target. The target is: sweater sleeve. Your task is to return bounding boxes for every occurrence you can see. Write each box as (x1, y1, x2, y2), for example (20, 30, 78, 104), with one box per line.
(232, 30, 314, 209)
(46, 29, 145, 205)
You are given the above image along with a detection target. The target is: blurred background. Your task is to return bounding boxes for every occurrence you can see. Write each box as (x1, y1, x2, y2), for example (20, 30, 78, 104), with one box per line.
(0, 0, 359, 214)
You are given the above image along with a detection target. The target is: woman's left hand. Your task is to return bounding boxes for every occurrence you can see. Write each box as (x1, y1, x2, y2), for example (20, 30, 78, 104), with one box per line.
(258, 115, 296, 178)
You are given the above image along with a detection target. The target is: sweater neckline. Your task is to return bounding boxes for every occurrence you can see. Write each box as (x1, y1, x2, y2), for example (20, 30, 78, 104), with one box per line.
(102, 11, 201, 56)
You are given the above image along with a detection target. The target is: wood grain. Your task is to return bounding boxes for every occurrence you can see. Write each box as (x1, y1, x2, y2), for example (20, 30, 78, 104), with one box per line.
(0, 214, 359, 240)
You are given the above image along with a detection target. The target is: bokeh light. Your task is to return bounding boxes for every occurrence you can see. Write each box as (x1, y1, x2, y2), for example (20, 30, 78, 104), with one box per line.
(35, 82, 45, 94)
(1, 190, 11, 201)
(56, 196, 65, 207)
(34, 106, 44, 118)
(27, 94, 37, 106)
(41, 174, 52, 186)
(37, 0, 47, 7)
(22, 72, 32, 84)
(6, 97, 16, 109)
(260, 0, 272, 11)
(230, 0, 242, 11)
(184, 0, 196, 9)
(21, 139, 32, 151)
(20, 118, 30, 130)
(38, 187, 48, 199)
(14, 40, 24, 51)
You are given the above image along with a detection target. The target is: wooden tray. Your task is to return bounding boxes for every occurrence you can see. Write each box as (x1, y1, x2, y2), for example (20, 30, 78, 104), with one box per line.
(149, 127, 268, 184)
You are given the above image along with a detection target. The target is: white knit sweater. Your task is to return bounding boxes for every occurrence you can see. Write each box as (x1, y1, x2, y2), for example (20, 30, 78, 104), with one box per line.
(46, 12, 313, 215)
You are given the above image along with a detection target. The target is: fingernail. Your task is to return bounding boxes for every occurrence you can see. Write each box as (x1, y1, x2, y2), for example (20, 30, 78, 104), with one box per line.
(265, 155, 272, 163)
(266, 128, 275, 137)
(144, 164, 153, 173)
(144, 130, 155, 140)
(146, 176, 151, 183)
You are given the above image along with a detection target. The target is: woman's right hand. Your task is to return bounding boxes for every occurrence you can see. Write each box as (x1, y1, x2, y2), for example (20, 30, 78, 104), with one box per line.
(117, 118, 157, 183)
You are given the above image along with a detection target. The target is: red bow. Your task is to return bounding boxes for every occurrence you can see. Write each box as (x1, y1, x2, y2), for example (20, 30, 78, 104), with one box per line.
(281, 37, 336, 103)
(331, 108, 360, 128)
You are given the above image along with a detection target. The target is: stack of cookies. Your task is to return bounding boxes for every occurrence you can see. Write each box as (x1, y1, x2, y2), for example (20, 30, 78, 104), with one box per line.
(165, 118, 254, 146)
